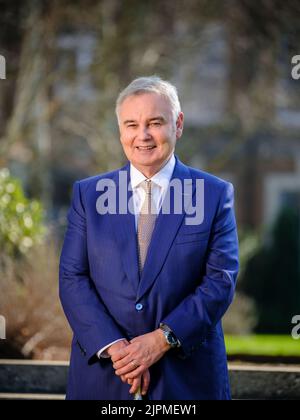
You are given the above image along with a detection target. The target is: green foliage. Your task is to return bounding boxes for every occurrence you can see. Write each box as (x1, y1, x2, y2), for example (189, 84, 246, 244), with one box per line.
(221, 230, 260, 336)
(240, 207, 300, 334)
(0, 168, 46, 256)
(238, 229, 260, 279)
(225, 335, 300, 357)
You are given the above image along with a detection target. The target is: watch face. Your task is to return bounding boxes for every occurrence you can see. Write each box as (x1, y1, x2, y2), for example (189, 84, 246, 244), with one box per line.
(167, 332, 177, 346)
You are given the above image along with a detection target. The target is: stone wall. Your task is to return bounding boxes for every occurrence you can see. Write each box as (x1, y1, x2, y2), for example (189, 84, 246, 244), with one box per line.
(0, 360, 300, 400)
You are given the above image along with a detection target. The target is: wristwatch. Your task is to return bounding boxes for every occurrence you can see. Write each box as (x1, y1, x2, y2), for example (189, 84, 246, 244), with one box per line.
(159, 323, 180, 348)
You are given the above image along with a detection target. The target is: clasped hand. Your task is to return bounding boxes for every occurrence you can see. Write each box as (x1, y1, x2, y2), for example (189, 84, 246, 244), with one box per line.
(108, 329, 170, 395)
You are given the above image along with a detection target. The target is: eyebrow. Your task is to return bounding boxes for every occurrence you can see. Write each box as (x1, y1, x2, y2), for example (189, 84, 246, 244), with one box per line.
(149, 116, 166, 123)
(123, 116, 166, 125)
(123, 120, 136, 125)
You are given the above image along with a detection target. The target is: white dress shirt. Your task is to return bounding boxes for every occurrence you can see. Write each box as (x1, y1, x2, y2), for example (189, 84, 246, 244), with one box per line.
(97, 154, 176, 358)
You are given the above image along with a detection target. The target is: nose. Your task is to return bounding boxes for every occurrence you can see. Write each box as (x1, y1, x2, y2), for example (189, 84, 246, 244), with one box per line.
(136, 125, 151, 141)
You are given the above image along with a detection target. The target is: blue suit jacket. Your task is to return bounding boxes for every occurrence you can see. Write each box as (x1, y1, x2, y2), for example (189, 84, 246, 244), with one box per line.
(59, 157, 239, 400)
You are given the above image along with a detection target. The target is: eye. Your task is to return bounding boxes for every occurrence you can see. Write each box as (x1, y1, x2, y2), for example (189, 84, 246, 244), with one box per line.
(150, 122, 161, 127)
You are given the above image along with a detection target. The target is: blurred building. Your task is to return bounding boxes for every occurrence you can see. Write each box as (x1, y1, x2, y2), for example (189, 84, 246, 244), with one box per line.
(1, 1, 300, 231)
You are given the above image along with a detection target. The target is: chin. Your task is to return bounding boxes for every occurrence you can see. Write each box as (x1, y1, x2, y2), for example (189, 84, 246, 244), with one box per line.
(140, 157, 161, 166)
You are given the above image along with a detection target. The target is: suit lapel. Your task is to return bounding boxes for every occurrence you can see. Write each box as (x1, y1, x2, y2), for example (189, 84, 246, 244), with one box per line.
(137, 158, 194, 301)
(109, 163, 140, 291)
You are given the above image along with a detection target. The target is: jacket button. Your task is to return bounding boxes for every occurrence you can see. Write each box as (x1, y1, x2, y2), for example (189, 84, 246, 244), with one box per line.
(135, 303, 143, 311)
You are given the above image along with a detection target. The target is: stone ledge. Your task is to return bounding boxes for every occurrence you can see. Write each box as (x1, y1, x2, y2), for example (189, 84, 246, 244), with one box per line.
(0, 393, 65, 400)
(229, 363, 300, 400)
(0, 360, 300, 400)
(0, 359, 68, 395)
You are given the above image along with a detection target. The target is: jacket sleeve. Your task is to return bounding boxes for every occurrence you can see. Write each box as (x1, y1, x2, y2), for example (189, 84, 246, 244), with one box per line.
(59, 181, 126, 362)
(161, 181, 239, 358)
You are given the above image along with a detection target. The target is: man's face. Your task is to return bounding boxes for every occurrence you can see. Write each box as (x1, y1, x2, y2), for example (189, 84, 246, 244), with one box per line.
(118, 92, 184, 177)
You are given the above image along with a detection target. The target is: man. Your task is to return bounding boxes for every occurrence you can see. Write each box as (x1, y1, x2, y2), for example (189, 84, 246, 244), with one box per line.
(59, 76, 239, 400)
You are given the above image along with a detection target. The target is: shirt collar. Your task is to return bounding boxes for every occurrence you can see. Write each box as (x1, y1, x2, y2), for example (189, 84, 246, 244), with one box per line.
(130, 154, 176, 189)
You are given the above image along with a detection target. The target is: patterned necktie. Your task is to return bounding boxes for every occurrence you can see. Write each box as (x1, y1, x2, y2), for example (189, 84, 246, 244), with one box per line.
(137, 180, 157, 273)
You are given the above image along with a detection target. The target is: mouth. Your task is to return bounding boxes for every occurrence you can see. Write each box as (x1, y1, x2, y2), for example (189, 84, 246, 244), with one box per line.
(136, 145, 157, 151)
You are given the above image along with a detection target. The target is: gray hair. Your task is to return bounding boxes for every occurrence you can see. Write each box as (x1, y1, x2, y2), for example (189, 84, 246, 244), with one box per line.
(115, 76, 181, 124)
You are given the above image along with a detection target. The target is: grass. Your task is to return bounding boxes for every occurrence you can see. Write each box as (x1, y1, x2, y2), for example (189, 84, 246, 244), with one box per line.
(225, 335, 300, 357)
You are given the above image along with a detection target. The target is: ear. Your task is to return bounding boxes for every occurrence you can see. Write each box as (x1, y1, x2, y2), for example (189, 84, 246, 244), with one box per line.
(176, 112, 184, 139)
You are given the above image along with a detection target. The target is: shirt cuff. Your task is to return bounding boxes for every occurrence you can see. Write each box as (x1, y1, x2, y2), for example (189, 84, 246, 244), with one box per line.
(97, 338, 126, 358)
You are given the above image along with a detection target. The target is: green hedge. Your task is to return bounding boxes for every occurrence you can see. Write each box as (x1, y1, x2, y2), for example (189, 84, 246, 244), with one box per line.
(225, 335, 300, 356)
(0, 168, 45, 256)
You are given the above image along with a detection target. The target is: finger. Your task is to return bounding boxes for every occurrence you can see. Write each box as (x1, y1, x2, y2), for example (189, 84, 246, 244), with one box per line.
(129, 377, 141, 395)
(125, 365, 145, 380)
(113, 354, 136, 370)
(111, 348, 129, 363)
(115, 361, 138, 377)
(110, 348, 128, 363)
(142, 370, 150, 395)
(120, 375, 127, 383)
